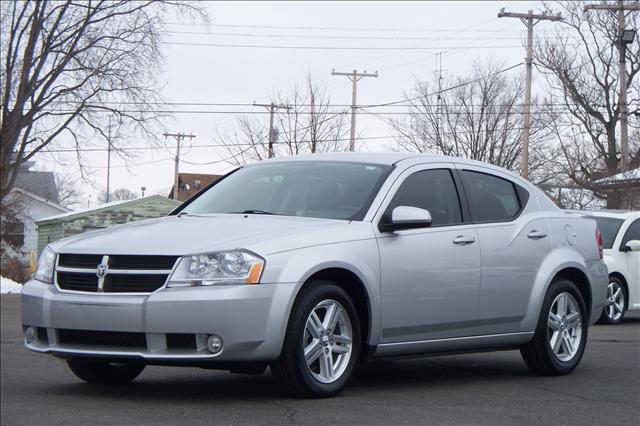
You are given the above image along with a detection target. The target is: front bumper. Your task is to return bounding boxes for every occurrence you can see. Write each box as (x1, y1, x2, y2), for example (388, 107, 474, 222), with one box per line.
(21, 279, 297, 363)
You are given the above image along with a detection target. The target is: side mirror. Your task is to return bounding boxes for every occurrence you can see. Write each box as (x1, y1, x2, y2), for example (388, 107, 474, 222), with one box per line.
(621, 239, 640, 252)
(380, 206, 432, 232)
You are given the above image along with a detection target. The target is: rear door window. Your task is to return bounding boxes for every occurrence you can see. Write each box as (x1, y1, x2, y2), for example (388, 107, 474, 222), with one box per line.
(461, 170, 524, 223)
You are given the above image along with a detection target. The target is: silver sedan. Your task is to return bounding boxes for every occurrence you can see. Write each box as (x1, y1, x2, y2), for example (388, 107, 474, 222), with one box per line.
(22, 153, 608, 397)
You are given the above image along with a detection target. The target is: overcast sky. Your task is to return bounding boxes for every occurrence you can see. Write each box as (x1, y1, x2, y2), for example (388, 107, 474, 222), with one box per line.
(37, 0, 549, 205)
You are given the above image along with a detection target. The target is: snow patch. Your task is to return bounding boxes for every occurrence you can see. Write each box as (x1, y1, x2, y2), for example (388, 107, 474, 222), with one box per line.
(1, 276, 23, 294)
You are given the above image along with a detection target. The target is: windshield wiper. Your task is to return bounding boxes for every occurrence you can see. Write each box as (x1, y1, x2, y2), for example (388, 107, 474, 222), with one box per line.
(237, 209, 275, 215)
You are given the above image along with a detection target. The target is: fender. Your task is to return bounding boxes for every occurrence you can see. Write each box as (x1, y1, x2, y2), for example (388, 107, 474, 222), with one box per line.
(263, 239, 382, 349)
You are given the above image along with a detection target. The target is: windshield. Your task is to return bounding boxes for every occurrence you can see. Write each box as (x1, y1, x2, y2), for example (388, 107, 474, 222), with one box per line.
(594, 217, 624, 249)
(181, 161, 391, 221)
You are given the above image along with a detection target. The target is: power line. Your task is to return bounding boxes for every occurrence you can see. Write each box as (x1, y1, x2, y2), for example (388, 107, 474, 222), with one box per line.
(10, 100, 593, 108)
(168, 22, 562, 33)
(363, 62, 526, 108)
(165, 30, 576, 41)
(164, 41, 536, 50)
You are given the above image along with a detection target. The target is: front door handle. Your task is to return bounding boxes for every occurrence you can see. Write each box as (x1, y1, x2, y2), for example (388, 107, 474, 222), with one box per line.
(527, 230, 547, 240)
(453, 235, 476, 245)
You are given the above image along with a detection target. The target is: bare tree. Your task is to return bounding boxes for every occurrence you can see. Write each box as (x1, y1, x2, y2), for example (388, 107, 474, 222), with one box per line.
(0, 191, 28, 258)
(0, 0, 207, 202)
(535, 0, 640, 203)
(217, 75, 349, 165)
(55, 172, 81, 208)
(98, 187, 137, 204)
(392, 58, 554, 183)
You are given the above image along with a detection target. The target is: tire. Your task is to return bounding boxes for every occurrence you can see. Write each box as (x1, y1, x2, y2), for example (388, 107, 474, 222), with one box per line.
(66, 358, 145, 384)
(598, 276, 627, 324)
(271, 281, 361, 398)
(520, 278, 588, 376)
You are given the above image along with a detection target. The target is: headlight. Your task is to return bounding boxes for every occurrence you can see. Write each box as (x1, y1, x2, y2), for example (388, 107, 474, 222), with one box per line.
(167, 250, 265, 287)
(33, 246, 56, 284)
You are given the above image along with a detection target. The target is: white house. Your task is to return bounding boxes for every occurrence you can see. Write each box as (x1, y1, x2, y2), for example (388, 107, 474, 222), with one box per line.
(3, 161, 69, 261)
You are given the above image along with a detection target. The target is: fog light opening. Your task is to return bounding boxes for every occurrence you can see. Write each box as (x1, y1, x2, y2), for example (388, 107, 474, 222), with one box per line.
(24, 326, 37, 344)
(206, 335, 223, 354)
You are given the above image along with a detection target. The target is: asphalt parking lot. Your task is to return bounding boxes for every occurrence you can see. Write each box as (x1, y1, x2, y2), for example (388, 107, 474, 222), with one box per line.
(1, 294, 639, 425)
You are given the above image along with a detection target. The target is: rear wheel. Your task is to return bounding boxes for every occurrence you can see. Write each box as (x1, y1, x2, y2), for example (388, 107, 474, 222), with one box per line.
(598, 277, 627, 324)
(66, 358, 145, 384)
(271, 281, 361, 398)
(521, 279, 588, 376)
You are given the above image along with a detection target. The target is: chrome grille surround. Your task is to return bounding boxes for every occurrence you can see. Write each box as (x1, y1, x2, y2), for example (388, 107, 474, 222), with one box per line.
(54, 254, 179, 295)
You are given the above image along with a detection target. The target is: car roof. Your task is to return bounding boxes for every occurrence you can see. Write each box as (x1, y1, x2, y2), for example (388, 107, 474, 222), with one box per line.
(247, 152, 415, 166)
(249, 152, 522, 175)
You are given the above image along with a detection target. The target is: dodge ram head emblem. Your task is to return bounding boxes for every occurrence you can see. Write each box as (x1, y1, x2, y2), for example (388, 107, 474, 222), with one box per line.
(96, 263, 109, 278)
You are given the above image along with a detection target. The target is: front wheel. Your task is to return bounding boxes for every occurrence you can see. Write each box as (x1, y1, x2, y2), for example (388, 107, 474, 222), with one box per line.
(598, 277, 627, 324)
(271, 281, 361, 398)
(66, 358, 145, 384)
(521, 279, 588, 376)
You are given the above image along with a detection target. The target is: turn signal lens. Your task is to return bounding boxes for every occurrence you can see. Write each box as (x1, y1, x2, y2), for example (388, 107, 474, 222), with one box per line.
(596, 227, 603, 259)
(246, 262, 264, 284)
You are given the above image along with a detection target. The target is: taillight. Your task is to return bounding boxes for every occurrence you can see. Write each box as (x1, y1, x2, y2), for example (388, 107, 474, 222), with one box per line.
(596, 227, 603, 259)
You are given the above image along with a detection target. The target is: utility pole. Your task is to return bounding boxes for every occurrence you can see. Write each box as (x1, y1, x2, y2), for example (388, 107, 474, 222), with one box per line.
(435, 52, 446, 146)
(584, 1, 640, 171)
(498, 9, 562, 180)
(163, 132, 195, 200)
(106, 116, 112, 203)
(331, 69, 379, 151)
(310, 86, 317, 153)
(254, 102, 291, 158)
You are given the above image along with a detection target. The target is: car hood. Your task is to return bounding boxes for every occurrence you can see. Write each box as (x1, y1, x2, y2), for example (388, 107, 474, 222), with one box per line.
(51, 214, 374, 256)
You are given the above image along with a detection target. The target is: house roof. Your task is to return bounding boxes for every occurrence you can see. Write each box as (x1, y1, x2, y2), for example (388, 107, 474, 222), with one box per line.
(14, 168, 59, 203)
(36, 195, 181, 224)
(591, 167, 640, 190)
(12, 187, 70, 213)
(593, 168, 640, 184)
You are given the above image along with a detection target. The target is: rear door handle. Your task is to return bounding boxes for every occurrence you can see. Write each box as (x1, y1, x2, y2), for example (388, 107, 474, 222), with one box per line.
(527, 230, 547, 240)
(452, 235, 476, 245)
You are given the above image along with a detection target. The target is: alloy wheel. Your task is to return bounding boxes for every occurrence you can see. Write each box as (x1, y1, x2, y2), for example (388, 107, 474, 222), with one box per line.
(604, 281, 625, 322)
(303, 299, 353, 384)
(547, 292, 582, 362)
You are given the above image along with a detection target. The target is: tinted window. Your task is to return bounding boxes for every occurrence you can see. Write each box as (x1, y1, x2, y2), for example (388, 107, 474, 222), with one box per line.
(387, 169, 462, 226)
(461, 170, 522, 222)
(182, 161, 390, 221)
(593, 217, 624, 249)
(620, 219, 640, 248)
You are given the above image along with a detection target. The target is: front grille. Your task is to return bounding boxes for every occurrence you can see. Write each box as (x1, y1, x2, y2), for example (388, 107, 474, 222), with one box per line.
(109, 255, 178, 270)
(106, 274, 169, 293)
(55, 254, 178, 294)
(58, 254, 103, 268)
(58, 329, 146, 348)
(57, 272, 99, 292)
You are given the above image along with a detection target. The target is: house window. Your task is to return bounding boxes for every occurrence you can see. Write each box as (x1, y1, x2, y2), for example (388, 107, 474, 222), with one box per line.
(4, 220, 25, 248)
